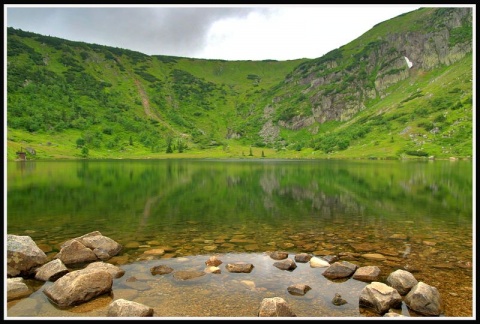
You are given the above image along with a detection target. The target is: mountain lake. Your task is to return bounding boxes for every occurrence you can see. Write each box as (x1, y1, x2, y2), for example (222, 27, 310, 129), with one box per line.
(5, 159, 474, 318)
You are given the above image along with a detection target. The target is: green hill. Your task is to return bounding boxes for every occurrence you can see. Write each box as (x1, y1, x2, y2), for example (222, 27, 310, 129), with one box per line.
(6, 7, 473, 160)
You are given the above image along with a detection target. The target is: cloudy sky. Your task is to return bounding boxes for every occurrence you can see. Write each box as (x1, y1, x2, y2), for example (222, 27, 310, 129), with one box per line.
(5, 4, 448, 61)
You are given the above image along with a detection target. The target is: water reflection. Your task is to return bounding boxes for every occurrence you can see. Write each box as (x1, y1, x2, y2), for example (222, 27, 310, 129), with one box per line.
(6, 159, 473, 317)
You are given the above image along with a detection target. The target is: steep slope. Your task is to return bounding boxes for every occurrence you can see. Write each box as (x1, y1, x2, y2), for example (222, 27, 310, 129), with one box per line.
(253, 7, 472, 157)
(5, 7, 473, 160)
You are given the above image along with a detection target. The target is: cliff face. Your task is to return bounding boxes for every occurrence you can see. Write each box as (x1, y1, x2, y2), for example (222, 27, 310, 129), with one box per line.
(262, 7, 472, 140)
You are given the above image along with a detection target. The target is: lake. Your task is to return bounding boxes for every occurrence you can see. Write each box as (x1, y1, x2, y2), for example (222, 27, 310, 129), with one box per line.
(5, 159, 474, 318)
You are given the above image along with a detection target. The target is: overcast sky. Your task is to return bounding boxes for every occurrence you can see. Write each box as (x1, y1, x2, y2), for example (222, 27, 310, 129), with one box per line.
(5, 4, 457, 61)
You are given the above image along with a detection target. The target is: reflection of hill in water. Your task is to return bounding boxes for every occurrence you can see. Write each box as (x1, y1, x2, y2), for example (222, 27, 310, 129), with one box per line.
(6, 160, 473, 318)
(7, 160, 472, 233)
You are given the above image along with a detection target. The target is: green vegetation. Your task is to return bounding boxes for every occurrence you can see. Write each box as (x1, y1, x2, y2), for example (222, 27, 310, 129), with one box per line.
(5, 7, 473, 161)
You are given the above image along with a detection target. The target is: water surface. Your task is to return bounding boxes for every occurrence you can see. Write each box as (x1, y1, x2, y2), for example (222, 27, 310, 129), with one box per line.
(6, 159, 474, 318)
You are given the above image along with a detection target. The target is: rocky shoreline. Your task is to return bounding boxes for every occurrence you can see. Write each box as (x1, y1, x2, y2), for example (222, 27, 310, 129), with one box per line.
(7, 231, 444, 317)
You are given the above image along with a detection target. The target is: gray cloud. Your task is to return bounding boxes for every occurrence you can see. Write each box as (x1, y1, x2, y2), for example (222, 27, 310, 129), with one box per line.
(6, 6, 270, 56)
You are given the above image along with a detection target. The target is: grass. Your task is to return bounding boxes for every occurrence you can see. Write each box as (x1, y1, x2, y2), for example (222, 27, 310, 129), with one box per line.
(5, 8, 473, 162)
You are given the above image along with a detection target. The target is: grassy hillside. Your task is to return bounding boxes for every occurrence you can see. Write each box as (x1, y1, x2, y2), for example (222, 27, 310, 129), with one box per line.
(5, 7, 473, 161)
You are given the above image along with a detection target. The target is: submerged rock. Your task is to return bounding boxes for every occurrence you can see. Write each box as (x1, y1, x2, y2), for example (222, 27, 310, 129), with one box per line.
(332, 293, 347, 306)
(226, 262, 254, 273)
(173, 270, 206, 281)
(7, 277, 32, 301)
(287, 284, 311, 296)
(107, 299, 154, 317)
(258, 297, 296, 317)
(150, 264, 174, 275)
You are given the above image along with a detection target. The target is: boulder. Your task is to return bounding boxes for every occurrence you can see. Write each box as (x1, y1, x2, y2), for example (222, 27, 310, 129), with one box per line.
(353, 266, 381, 282)
(226, 262, 254, 273)
(205, 256, 223, 267)
(258, 297, 296, 317)
(273, 258, 297, 271)
(404, 282, 444, 316)
(107, 299, 153, 317)
(287, 284, 311, 296)
(55, 239, 98, 265)
(309, 256, 330, 268)
(359, 281, 402, 315)
(7, 234, 47, 277)
(43, 268, 113, 307)
(322, 261, 358, 279)
(7, 277, 32, 301)
(270, 251, 289, 260)
(35, 259, 69, 282)
(386, 269, 418, 295)
(294, 253, 312, 263)
(61, 231, 122, 260)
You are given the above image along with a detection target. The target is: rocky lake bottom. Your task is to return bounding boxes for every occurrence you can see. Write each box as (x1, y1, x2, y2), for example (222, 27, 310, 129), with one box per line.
(6, 224, 474, 318)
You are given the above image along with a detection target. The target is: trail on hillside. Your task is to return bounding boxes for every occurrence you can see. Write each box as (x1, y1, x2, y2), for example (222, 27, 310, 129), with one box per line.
(133, 77, 178, 134)
(133, 78, 158, 121)
(115, 55, 174, 132)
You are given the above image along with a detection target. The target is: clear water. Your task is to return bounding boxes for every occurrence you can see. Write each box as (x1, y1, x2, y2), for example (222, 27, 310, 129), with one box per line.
(5, 159, 474, 318)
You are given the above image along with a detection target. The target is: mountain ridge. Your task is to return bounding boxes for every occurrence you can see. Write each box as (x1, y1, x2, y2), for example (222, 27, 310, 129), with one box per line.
(6, 6, 473, 160)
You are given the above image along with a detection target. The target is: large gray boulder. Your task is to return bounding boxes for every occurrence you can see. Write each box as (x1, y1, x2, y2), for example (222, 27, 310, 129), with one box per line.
(78, 232, 123, 259)
(7, 234, 48, 277)
(404, 282, 444, 316)
(386, 269, 418, 296)
(43, 268, 113, 307)
(56, 231, 123, 265)
(55, 239, 98, 265)
(359, 281, 402, 315)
